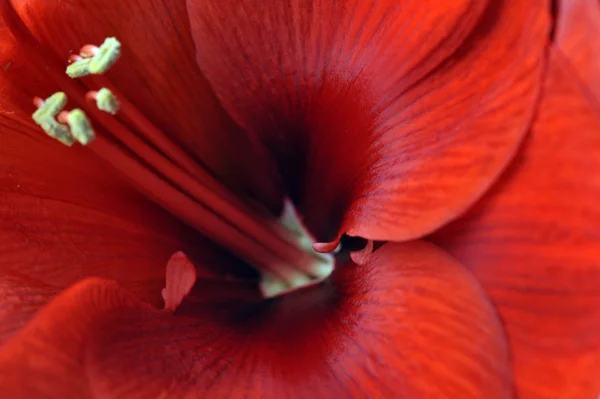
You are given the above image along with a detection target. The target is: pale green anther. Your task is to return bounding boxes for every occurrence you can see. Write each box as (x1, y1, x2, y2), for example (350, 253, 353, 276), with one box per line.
(96, 88, 120, 115)
(39, 119, 75, 147)
(32, 92, 67, 124)
(67, 109, 95, 145)
(66, 58, 93, 78)
(66, 37, 121, 78)
(89, 37, 121, 74)
(31, 92, 74, 146)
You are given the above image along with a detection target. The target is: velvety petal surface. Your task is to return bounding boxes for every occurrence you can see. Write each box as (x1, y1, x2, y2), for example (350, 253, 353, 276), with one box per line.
(554, 0, 600, 101)
(186, 0, 549, 243)
(0, 273, 56, 345)
(0, 242, 511, 398)
(0, 22, 222, 306)
(432, 50, 600, 399)
(3, 0, 281, 209)
(0, 278, 145, 399)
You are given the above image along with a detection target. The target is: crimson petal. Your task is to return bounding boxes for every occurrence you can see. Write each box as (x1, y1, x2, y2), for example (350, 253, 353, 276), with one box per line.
(0, 278, 146, 398)
(1, 242, 510, 398)
(432, 50, 600, 399)
(554, 0, 600, 102)
(186, 0, 549, 242)
(0, 273, 56, 345)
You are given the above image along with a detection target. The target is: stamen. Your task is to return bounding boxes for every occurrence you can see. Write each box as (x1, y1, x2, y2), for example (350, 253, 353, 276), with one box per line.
(162, 251, 197, 312)
(39, 119, 75, 146)
(95, 88, 120, 115)
(65, 109, 95, 145)
(90, 37, 121, 73)
(86, 79, 226, 190)
(31, 92, 75, 146)
(66, 37, 121, 78)
(65, 57, 94, 78)
(31, 92, 66, 123)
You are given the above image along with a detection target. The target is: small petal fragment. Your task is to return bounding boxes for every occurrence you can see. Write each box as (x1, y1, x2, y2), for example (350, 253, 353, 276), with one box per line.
(161, 251, 197, 311)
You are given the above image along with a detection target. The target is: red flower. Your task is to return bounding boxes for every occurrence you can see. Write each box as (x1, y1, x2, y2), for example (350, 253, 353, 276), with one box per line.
(0, 0, 598, 398)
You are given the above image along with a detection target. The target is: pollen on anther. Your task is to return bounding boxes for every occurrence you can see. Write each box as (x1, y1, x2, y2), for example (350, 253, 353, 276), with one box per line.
(40, 119, 75, 146)
(90, 37, 121, 74)
(66, 37, 121, 78)
(66, 109, 95, 145)
(32, 92, 67, 124)
(66, 58, 93, 78)
(31, 92, 75, 146)
(96, 88, 120, 115)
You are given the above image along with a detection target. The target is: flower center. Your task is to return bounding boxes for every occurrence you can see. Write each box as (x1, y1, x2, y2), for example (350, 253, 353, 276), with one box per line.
(27, 37, 334, 298)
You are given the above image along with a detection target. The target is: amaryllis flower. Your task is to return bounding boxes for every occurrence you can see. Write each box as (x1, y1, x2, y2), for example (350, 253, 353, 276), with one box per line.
(0, 0, 598, 397)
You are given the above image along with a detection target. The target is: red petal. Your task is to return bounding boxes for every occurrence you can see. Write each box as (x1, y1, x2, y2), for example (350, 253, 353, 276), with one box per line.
(432, 50, 600, 399)
(0, 273, 56, 345)
(186, 0, 549, 242)
(1, 242, 511, 398)
(3, 0, 281, 210)
(555, 0, 600, 101)
(0, 278, 147, 399)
